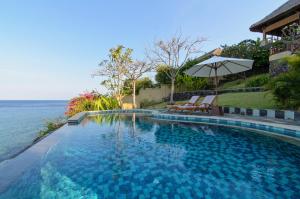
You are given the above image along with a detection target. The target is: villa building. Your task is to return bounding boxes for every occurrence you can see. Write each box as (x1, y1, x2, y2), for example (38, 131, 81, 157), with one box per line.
(250, 0, 300, 75)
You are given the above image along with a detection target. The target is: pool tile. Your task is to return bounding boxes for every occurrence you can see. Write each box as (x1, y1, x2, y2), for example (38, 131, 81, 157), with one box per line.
(3, 113, 300, 199)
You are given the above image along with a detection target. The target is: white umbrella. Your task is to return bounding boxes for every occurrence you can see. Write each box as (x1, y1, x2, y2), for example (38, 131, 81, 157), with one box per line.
(185, 56, 254, 91)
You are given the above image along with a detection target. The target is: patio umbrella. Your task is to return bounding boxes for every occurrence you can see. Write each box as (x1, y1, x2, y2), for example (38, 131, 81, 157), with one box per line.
(185, 56, 254, 93)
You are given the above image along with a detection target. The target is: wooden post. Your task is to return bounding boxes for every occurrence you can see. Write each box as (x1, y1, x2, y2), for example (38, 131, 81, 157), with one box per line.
(214, 67, 219, 108)
(212, 65, 223, 116)
(214, 67, 218, 95)
(263, 31, 267, 42)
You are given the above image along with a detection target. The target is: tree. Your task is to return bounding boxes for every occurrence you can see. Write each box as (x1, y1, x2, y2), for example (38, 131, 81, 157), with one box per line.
(155, 58, 209, 91)
(148, 34, 206, 104)
(221, 39, 269, 75)
(124, 60, 152, 108)
(123, 77, 154, 95)
(155, 65, 172, 84)
(93, 45, 132, 107)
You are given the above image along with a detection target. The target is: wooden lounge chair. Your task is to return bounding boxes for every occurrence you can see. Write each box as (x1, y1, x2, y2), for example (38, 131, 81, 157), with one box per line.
(197, 95, 216, 113)
(169, 96, 200, 111)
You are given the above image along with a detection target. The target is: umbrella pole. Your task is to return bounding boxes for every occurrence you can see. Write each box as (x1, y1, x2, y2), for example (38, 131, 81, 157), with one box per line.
(214, 68, 220, 115)
(214, 68, 218, 99)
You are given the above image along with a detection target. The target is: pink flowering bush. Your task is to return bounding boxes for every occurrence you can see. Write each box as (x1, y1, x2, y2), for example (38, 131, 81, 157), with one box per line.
(65, 92, 119, 117)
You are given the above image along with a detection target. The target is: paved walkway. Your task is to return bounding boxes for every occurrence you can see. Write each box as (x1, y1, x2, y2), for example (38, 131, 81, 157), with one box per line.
(159, 109, 300, 127)
(224, 114, 300, 126)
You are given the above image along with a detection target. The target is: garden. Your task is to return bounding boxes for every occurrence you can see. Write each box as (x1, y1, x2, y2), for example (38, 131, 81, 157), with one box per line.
(37, 35, 300, 143)
(65, 37, 300, 115)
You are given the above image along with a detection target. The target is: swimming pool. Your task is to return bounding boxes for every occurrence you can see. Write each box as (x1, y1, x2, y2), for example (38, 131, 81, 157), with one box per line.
(0, 113, 300, 198)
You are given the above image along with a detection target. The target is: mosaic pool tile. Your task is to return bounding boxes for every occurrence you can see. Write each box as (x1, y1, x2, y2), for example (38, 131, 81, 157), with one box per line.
(1, 114, 300, 199)
(153, 114, 300, 140)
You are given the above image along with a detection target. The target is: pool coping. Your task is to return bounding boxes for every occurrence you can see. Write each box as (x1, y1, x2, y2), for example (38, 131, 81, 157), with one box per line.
(68, 109, 300, 140)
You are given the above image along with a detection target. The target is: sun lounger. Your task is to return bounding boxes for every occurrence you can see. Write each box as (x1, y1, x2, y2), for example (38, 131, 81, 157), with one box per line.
(169, 96, 200, 111)
(197, 95, 216, 113)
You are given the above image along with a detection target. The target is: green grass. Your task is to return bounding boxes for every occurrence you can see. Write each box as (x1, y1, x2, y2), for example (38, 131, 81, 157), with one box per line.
(145, 91, 277, 109)
(219, 73, 269, 89)
(217, 91, 276, 109)
(220, 79, 246, 89)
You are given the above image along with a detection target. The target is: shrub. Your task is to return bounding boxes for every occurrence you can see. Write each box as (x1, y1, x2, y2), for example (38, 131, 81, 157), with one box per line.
(93, 95, 119, 111)
(65, 92, 119, 117)
(35, 118, 66, 141)
(176, 75, 209, 91)
(245, 74, 270, 87)
(155, 66, 209, 91)
(268, 54, 300, 109)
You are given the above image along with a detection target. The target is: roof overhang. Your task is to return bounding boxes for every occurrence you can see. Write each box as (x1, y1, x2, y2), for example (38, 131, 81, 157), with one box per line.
(250, 0, 300, 34)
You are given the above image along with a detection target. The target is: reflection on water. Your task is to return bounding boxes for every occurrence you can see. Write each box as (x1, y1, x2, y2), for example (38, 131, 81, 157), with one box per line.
(1, 114, 300, 199)
(88, 113, 157, 137)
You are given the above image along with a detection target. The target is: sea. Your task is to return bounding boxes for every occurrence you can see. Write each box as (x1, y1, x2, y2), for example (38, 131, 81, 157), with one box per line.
(0, 100, 68, 162)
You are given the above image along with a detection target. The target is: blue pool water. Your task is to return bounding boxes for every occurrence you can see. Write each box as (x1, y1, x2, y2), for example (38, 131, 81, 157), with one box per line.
(0, 100, 67, 161)
(0, 114, 300, 198)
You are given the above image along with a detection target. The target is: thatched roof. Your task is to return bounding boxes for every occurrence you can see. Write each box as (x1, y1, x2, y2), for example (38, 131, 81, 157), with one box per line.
(197, 48, 222, 61)
(250, 0, 300, 33)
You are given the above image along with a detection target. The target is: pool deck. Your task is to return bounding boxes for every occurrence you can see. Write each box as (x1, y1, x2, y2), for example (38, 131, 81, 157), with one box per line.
(169, 111, 300, 127)
(224, 114, 300, 126)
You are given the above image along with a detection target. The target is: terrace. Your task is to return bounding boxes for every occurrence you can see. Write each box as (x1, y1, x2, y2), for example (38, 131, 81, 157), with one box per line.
(250, 0, 300, 56)
(264, 23, 300, 56)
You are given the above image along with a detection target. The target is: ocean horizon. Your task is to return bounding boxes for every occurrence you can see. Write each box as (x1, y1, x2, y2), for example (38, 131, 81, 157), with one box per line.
(0, 100, 68, 161)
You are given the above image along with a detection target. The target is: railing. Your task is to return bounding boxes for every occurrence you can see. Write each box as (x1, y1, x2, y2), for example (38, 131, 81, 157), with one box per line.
(269, 41, 300, 55)
(262, 23, 300, 55)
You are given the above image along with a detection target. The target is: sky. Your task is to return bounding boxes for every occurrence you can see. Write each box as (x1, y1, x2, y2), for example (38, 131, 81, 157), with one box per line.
(0, 0, 287, 100)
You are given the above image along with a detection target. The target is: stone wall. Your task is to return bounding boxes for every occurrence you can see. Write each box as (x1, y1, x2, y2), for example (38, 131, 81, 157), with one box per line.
(269, 59, 289, 76)
(269, 51, 291, 76)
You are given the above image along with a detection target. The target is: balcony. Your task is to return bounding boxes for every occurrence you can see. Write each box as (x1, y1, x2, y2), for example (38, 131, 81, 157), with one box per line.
(270, 40, 300, 55)
(262, 23, 300, 56)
